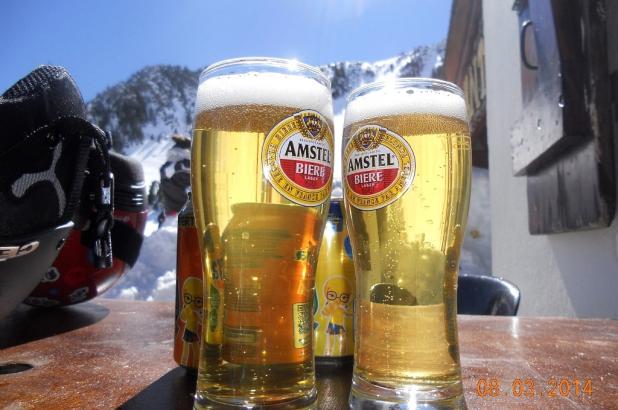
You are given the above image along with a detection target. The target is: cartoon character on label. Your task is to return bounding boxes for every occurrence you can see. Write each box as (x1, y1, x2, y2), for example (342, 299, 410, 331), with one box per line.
(320, 276, 353, 355)
(179, 277, 203, 366)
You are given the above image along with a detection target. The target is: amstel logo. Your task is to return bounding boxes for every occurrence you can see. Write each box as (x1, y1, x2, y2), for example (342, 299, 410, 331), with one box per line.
(343, 125, 415, 210)
(262, 110, 334, 206)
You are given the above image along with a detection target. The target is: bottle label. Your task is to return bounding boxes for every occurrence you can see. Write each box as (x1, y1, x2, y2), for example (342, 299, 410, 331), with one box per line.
(293, 302, 311, 348)
(262, 110, 334, 206)
(343, 125, 415, 210)
(313, 199, 355, 358)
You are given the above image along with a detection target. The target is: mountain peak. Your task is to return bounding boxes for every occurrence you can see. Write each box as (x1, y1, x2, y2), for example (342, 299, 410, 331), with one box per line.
(88, 65, 200, 151)
(87, 42, 444, 152)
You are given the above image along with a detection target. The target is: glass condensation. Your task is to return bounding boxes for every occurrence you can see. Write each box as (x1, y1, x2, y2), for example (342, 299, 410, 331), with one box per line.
(343, 79, 471, 409)
(191, 58, 333, 409)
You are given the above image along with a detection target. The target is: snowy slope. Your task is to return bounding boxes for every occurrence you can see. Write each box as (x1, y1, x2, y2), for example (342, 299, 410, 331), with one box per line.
(88, 65, 197, 152)
(100, 42, 491, 301)
(126, 137, 175, 191)
(87, 44, 445, 154)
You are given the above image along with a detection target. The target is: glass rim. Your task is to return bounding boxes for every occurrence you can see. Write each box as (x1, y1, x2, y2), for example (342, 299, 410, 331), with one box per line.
(199, 57, 330, 88)
(347, 77, 464, 102)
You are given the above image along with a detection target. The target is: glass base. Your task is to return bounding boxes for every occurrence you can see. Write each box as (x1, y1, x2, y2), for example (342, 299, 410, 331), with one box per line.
(194, 388, 317, 410)
(349, 375, 466, 410)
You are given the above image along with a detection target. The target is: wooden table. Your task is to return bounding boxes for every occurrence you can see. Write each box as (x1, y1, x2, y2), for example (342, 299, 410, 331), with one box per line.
(1, 299, 617, 409)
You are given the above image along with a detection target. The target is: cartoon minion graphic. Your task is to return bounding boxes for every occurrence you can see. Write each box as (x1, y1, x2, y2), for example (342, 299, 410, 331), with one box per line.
(320, 276, 353, 355)
(179, 277, 203, 365)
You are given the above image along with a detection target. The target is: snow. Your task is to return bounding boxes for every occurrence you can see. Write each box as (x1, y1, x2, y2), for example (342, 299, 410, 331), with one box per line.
(126, 134, 174, 191)
(105, 215, 178, 300)
(107, 46, 492, 302)
(421, 46, 438, 78)
(461, 167, 492, 275)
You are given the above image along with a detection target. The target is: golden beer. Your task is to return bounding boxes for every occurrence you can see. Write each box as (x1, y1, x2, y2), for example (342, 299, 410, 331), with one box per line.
(191, 58, 333, 409)
(343, 79, 471, 408)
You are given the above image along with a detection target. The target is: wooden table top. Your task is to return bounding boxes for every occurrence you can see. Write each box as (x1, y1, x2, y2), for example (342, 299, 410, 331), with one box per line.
(1, 299, 617, 409)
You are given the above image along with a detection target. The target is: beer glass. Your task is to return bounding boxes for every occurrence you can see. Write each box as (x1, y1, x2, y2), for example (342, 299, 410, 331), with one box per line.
(191, 57, 334, 409)
(343, 79, 471, 408)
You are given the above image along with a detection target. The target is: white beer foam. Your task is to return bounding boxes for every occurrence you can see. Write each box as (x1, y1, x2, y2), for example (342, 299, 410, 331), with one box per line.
(196, 72, 333, 117)
(344, 86, 467, 126)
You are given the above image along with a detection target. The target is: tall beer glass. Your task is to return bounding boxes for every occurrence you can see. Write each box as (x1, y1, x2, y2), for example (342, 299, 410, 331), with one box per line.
(343, 79, 471, 408)
(191, 58, 334, 409)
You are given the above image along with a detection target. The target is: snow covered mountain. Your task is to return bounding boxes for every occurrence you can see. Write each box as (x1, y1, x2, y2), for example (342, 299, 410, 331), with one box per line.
(88, 65, 198, 152)
(87, 43, 444, 153)
(323, 43, 444, 113)
(92, 41, 491, 301)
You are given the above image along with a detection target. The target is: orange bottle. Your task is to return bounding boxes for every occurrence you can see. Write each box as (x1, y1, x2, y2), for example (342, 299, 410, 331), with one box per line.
(221, 203, 321, 365)
(174, 194, 204, 369)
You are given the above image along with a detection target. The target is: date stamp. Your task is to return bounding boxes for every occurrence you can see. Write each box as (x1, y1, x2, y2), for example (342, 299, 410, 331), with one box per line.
(476, 378, 593, 399)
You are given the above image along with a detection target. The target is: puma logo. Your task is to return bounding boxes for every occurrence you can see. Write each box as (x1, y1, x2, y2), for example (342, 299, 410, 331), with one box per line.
(0, 241, 40, 262)
(11, 140, 65, 217)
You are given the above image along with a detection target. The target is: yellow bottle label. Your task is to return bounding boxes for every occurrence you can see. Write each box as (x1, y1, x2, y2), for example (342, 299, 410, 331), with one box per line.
(313, 199, 355, 357)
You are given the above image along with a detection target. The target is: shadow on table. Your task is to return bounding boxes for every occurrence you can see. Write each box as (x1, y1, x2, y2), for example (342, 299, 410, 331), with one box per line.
(118, 364, 352, 409)
(119, 367, 196, 410)
(0, 302, 109, 349)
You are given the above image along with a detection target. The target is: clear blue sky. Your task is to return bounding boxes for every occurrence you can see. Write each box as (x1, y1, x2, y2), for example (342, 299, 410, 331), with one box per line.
(0, 0, 452, 101)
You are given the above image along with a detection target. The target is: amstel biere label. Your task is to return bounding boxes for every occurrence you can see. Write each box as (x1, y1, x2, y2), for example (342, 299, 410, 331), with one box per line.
(262, 110, 334, 206)
(343, 125, 415, 210)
